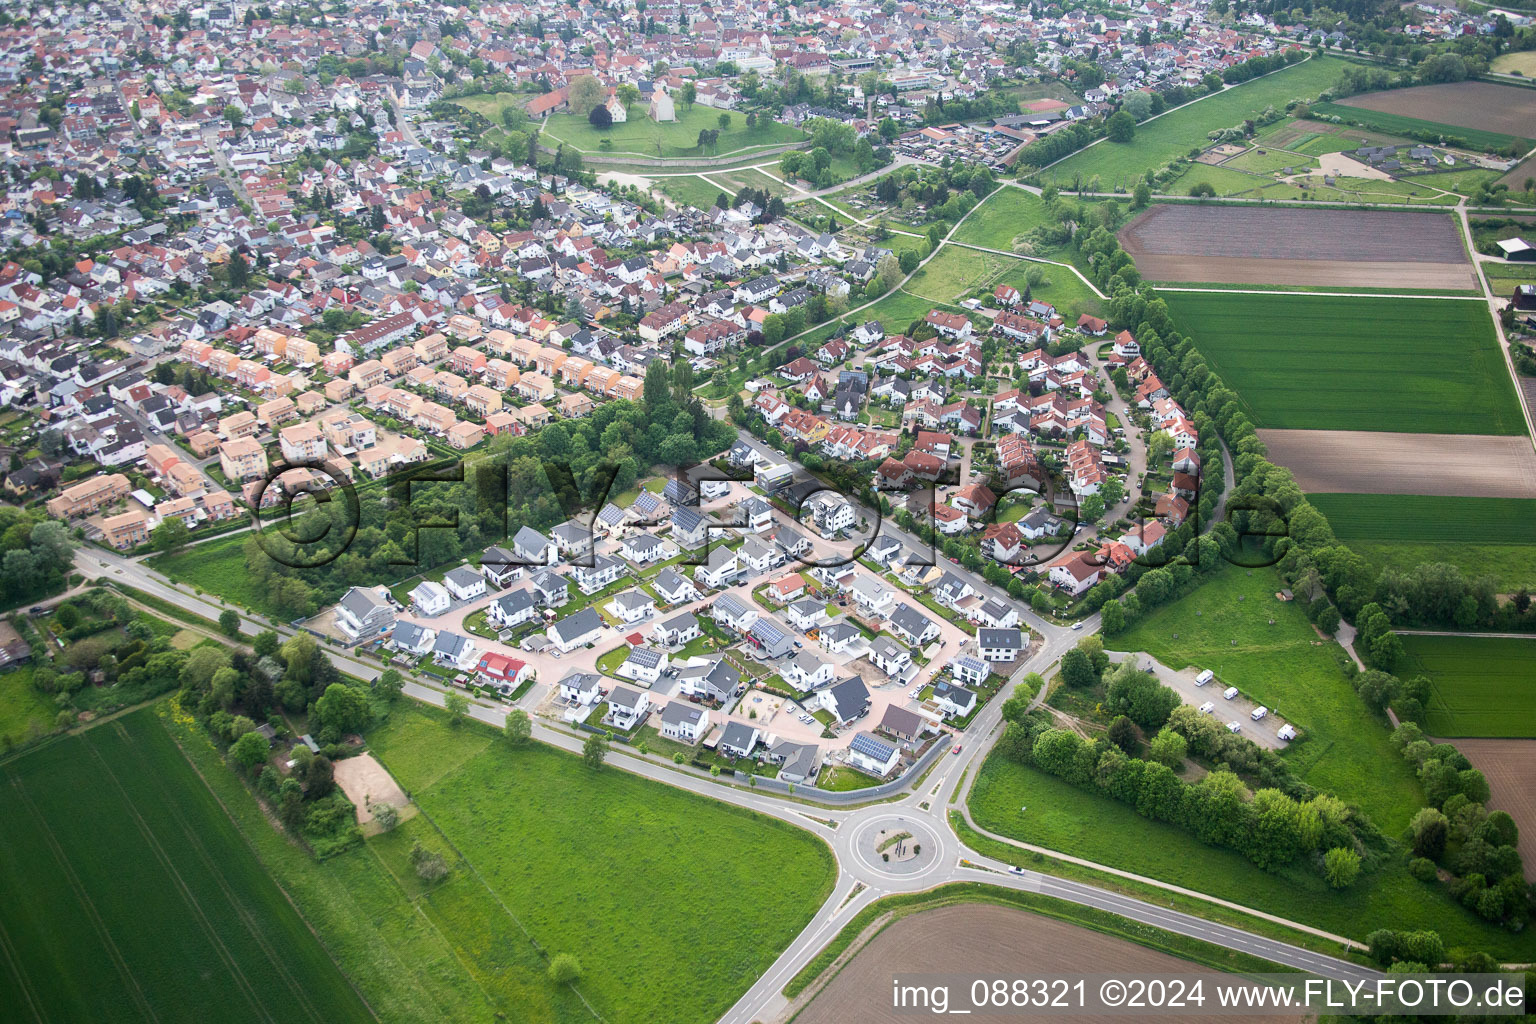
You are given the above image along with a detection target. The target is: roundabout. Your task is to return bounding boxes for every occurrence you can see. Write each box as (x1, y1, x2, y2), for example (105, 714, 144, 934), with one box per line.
(844, 812, 947, 885)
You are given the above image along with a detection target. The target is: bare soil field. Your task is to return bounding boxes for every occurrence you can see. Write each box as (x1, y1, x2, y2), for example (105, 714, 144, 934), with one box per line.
(333, 752, 409, 823)
(1498, 153, 1536, 191)
(798, 904, 1291, 1024)
(1336, 82, 1536, 140)
(1449, 738, 1536, 869)
(1119, 205, 1474, 288)
(1259, 429, 1536, 498)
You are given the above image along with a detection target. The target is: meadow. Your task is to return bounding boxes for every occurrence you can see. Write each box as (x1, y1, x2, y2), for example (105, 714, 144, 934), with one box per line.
(1306, 493, 1536, 590)
(949, 186, 1051, 251)
(1042, 55, 1348, 188)
(1109, 566, 1424, 833)
(0, 709, 373, 1024)
(366, 705, 837, 1024)
(0, 665, 53, 746)
(1398, 634, 1536, 738)
(150, 535, 273, 615)
(653, 173, 734, 212)
(1310, 102, 1529, 153)
(1164, 292, 1524, 435)
(541, 105, 804, 160)
(968, 753, 1536, 960)
(908, 244, 1103, 320)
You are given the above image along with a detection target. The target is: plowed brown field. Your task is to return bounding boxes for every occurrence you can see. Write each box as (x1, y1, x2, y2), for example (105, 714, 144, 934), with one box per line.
(1337, 82, 1536, 140)
(1119, 205, 1475, 289)
(1258, 429, 1536, 498)
(798, 904, 1294, 1024)
(1450, 738, 1536, 869)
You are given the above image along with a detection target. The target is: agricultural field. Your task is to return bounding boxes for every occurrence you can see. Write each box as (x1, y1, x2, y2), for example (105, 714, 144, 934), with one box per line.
(541, 105, 804, 161)
(0, 709, 373, 1024)
(968, 752, 1536, 960)
(1306, 493, 1536, 590)
(908, 244, 1103, 320)
(1398, 634, 1536, 739)
(1108, 565, 1424, 833)
(799, 903, 1270, 1024)
(366, 705, 837, 1024)
(1331, 82, 1536, 149)
(1042, 54, 1348, 188)
(1164, 291, 1523, 434)
(1121, 205, 1476, 289)
(1260, 430, 1536, 500)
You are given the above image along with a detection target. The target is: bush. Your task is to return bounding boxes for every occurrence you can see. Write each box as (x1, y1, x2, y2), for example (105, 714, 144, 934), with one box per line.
(410, 840, 449, 882)
(372, 802, 399, 832)
(1323, 846, 1361, 889)
(1408, 856, 1438, 883)
(548, 953, 582, 984)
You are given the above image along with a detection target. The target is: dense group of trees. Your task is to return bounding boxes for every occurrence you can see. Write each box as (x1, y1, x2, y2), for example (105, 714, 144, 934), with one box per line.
(0, 510, 75, 610)
(1392, 724, 1529, 928)
(245, 378, 734, 619)
(778, 117, 892, 188)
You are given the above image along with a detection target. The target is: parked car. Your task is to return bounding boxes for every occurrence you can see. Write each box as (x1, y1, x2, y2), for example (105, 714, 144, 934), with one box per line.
(1250, 706, 1268, 721)
(1198, 701, 1215, 714)
(1226, 720, 1242, 733)
(1195, 669, 1214, 686)
(1222, 686, 1239, 700)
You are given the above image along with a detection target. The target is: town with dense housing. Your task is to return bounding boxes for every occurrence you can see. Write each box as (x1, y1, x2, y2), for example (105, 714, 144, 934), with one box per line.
(1, 0, 1535, 1020)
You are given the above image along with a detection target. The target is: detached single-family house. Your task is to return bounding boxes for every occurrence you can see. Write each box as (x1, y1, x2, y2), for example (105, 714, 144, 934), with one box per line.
(820, 676, 871, 726)
(606, 686, 652, 729)
(336, 587, 395, 642)
(717, 721, 761, 759)
(549, 607, 605, 652)
(653, 612, 702, 647)
(616, 646, 669, 685)
(443, 566, 487, 603)
(409, 580, 451, 616)
(978, 628, 1025, 663)
(847, 732, 900, 776)
(660, 701, 709, 743)
(931, 680, 977, 719)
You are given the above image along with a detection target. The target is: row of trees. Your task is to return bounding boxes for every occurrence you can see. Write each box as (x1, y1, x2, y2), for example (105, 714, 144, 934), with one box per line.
(1001, 708, 1365, 878)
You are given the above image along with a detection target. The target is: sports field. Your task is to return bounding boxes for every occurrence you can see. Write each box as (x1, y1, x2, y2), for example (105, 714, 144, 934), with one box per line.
(0, 710, 373, 1024)
(1306, 493, 1536, 590)
(1164, 292, 1523, 435)
(1398, 634, 1536, 738)
(1043, 55, 1346, 187)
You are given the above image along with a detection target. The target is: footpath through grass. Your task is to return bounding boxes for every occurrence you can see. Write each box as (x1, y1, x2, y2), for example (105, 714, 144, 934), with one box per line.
(1398, 634, 1536, 738)
(1164, 291, 1523, 435)
(1306, 493, 1536, 592)
(1108, 566, 1424, 833)
(0, 708, 373, 1024)
(1043, 56, 1348, 189)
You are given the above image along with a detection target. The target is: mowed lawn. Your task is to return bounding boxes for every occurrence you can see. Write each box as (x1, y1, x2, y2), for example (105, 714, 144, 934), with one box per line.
(1043, 55, 1347, 187)
(542, 105, 803, 159)
(968, 753, 1536, 960)
(1165, 292, 1524, 435)
(367, 706, 836, 1024)
(0, 709, 373, 1024)
(1108, 566, 1424, 833)
(1399, 634, 1536, 738)
(1307, 493, 1536, 590)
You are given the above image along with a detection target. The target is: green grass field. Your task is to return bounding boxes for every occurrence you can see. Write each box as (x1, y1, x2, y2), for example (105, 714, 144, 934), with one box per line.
(366, 705, 836, 1024)
(654, 173, 731, 211)
(1164, 292, 1524, 435)
(149, 535, 272, 613)
(1109, 566, 1425, 833)
(542, 105, 804, 160)
(909, 244, 1103, 319)
(451, 92, 534, 126)
(1398, 634, 1536, 738)
(0, 666, 53, 746)
(967, 753, 1536, 959)
(950, 187, 1050, 251)
(1312, 101, 1531, 153)
(0, 709, 373, 1024)
(1306, 493, 1536, 590)
(1044, 56, 1348, 188)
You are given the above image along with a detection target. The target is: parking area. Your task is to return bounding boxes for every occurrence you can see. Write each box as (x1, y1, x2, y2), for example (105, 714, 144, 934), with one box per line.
(1106, 651, 1293, 749)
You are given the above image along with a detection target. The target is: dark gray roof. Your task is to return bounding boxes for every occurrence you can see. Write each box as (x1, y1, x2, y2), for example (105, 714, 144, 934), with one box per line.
(979, 627, 1023, 649)
(662, 701, 703, 727)
(609, 685, 645, 709)
(551, 607, 603, 642)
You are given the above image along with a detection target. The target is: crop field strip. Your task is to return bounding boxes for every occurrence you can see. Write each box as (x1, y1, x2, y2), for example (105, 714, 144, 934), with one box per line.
(0, 710, 372, 1024)
(1165, 291, 1524, 435)
(1330, 81, 1536, 146)
(1306, 492, 1536, 589)
(1259, 430, 1536, 500)
(1119, 205, 1477, 289)
(1399, 634, 1536, 739)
